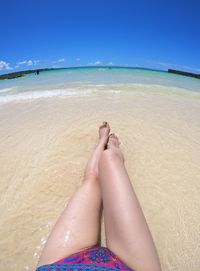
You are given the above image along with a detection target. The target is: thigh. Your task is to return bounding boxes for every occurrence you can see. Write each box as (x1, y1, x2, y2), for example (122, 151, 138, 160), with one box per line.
(99, 150, 161, 271)
(37, 180, 102, 267)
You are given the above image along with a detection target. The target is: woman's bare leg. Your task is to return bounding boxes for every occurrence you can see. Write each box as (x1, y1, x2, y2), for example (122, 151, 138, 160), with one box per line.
(99, 134, 161, 271)
(37, 122, 110, 268)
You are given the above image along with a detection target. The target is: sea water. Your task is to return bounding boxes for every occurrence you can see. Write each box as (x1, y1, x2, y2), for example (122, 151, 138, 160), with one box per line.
(0, 67, 200, 103)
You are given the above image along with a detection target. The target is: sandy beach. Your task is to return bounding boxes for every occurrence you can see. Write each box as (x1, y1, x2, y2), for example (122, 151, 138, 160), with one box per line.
(0, 87, 200, 271)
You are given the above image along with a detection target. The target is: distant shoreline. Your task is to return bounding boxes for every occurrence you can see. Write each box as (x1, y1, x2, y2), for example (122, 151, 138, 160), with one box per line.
(0, 66, 199, 80)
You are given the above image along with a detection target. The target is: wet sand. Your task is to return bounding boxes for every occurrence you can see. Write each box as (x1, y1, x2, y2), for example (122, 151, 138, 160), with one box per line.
(0, 89, 200, 271)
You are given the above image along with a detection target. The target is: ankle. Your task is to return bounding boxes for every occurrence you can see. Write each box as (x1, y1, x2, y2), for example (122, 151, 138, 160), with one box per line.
(98, 137, 108, 148)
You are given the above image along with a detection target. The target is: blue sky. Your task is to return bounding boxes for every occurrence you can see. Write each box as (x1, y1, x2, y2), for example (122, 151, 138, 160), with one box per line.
(0, 0, 200, 74)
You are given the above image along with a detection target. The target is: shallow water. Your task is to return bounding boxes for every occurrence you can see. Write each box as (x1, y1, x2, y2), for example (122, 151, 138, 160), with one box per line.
(0, 67, 200, 104)
(0, 68, 200, 271)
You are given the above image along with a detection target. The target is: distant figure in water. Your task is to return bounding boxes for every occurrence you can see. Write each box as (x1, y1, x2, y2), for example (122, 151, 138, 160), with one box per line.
(36, 70, 40, 75)
(36, 122, 161, 271)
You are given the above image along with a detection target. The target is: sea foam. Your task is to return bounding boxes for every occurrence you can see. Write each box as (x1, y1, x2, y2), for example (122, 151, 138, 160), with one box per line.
(0, 83, 197, 104)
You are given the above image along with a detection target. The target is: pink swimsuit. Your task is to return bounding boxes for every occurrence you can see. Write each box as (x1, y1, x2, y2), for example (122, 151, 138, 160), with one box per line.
(36, 245, 134, 271)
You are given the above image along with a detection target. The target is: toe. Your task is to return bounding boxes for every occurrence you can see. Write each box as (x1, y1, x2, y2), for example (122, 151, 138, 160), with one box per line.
(100, 122, 106, 129)
(112, 133, 117, 138)
(99, 123, 105, 129)
(102, 122, 108, 128)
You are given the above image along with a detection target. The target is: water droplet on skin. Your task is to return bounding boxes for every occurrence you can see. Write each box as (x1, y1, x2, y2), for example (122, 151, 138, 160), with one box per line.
(42, 239, 47, 245)
(41, 237, 46, 242)
(62, 230, 70, 247)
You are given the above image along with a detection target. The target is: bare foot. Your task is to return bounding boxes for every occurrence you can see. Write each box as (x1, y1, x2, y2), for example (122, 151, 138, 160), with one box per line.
(107, 133, 120, 148)
(99, 121, 110, 148)
(107, 133, 124, 161)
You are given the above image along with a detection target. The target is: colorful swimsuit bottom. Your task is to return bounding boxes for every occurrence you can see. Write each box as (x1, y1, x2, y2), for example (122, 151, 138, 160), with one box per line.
(36, 245, 134, 271)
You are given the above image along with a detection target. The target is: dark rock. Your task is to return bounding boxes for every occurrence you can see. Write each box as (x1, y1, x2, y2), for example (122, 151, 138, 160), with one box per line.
(168, 69, 200, 79)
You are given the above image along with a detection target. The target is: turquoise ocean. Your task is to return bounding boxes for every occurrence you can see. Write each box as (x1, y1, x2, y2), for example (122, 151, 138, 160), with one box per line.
(0, 67, 200, 103)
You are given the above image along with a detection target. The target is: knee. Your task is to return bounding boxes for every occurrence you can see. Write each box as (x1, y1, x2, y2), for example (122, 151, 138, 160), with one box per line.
(83, 171, 98, 182)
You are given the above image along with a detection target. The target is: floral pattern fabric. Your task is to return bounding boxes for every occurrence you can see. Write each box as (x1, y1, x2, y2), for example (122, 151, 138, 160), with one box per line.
(36, 245, 134, 271)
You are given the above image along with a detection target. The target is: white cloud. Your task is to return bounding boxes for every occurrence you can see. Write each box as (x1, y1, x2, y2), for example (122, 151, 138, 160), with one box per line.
(58, 58, 65, 63)
(94, 61, 101, 65)
(27, 60, 33, 66)
(33, 60, 40, 65)
(0, 60, 12, 70)
(88, 60, 102, 66)
(17, 60, 40, 67)
(17, 61, 27, 65)
(17, 60, 32, 66)
(52, 58, 65, 64)
(108, 61, 113, 65)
